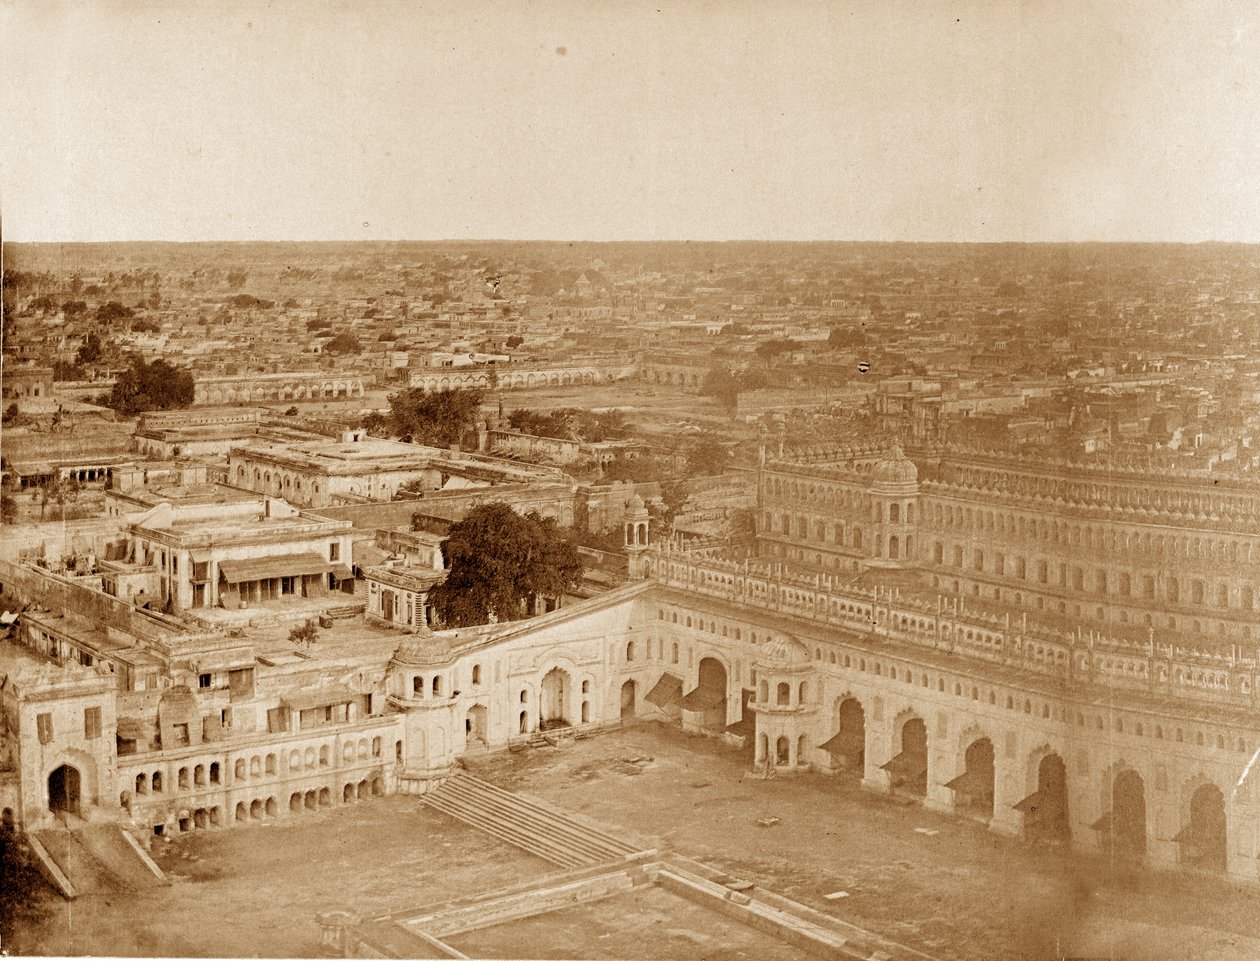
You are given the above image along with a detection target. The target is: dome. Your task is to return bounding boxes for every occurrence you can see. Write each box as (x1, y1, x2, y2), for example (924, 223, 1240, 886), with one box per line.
(626, 492, 647, 513)
(870, 444, 918, 487)
(756, 635, 810, 671)
(392, 627, 454, 667)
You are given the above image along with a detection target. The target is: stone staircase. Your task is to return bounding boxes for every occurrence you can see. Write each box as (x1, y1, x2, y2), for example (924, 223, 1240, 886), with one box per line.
(420, 773, 644, 868)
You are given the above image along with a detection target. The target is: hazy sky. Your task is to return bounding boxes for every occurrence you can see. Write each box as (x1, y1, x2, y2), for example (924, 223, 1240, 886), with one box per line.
(3, 0, 1259, 243)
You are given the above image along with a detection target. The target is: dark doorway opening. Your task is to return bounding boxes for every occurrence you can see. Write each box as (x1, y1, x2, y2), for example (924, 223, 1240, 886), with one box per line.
(48, 764, 81, 817)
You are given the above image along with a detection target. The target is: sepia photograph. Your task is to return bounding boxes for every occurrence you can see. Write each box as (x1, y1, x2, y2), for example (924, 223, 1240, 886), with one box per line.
(4, 1, 1260, 958)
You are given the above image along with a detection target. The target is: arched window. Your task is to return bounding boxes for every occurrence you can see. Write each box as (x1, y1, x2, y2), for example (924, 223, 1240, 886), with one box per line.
(776, 682, 790, 705)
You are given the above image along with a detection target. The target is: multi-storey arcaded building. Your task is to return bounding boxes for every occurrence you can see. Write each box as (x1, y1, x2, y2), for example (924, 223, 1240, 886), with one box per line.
(756, 441, 1260, 645)
(5, 451, 1260, 893)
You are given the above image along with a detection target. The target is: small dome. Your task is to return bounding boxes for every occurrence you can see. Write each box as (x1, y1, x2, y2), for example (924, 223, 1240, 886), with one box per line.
(871, 444, 918, 487)
(756, 635, 810, 671)
(392, 627, 454, 666)
(626, 492, 646, 512)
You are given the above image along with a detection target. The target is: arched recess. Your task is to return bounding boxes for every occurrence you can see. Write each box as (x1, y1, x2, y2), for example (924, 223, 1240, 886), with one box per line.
(947, 735, 995, 819)
(821, 696, 865, 773)
(1177, 778, 1227, 872)
(465, 704, 488, 749)
(1093, 764, 1147, 859)
(540, 666, 572, 730)
(1016, 747, 1070, 843)
(882, 712, 927, 797)
(682, 656, 728, 733)
(620, 679, 637, 720)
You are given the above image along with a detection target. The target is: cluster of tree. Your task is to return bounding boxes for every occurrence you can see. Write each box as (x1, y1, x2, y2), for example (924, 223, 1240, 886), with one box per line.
(506, 407, 627, 442)
(699, 367, 769, 412)
(429, 503, 583, 626)
(754, 338, 800, 360)
(61, 300, 88, 317)
(505, 334, 524, 348)
(106, 357, 195, 415)
(323, 332, 362, 355)
(225, 269, 250, 289)
(307, 317, 333, 332)
(363, 387, 483, 448)
(51, 360, 85, 381)
(2, 403, 18, 426)
(96, 301, 135, 325)
(229, 293, 275, 309)
(828, 325, 867, 349)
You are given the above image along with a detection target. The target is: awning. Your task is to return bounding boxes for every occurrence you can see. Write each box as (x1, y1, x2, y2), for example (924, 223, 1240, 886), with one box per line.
(1090, 811, 1113, 832)
(1013, 790, 1045, 814)
(328, 564, 354, 581)
(945, 769, 991, 795)
(820, 730, 864, 755)
(679, 685, 725, 711)
(282, 684, 361, 710)
(644, 673, 684, 707)
(881, 751, 928, 779)
(725, 716, 754, 735)
(218, 553, 339, 584)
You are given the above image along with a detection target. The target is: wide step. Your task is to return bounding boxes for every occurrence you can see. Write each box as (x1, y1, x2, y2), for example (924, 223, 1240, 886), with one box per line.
(421, 773, 641, 867)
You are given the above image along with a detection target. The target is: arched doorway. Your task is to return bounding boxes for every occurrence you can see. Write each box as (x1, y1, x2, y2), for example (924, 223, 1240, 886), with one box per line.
(1179, 783, 1227, 872)
(620, 680, 637, 720)
(465, 704, 487, 749)
(48, 765, 81, 817)
(540, 667, 571, 731)
(1097, 769, 1147, 859)
(883, 716, 927, 797)
(683, 658, 727, 733)
(948, 738, 995, 819)
(1018, 753, 1070, 843)
(823, 697, 865, 773)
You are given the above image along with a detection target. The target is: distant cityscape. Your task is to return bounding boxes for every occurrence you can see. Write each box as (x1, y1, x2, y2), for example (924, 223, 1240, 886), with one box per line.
(5, 240, 1260, 959)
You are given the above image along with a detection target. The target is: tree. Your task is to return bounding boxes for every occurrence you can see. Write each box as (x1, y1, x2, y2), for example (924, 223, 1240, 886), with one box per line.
(0, 494, 18, 524)
(288, 621, 319, 646)
(324, 332, 362, 355)
(76, 331, 104, 365)
(754, 338, 798, 360)
(686, 438, 731, 477)
(651, 477, 689, 535)
(107, 357, 195, 415)
(2, 403, 17, 425)
(95, 301, 135, 325)
(39, 475, 81, 521)
(429, 503, 583, 627)
(382, 387, 484, 447)
(700, 367, 740, 412)
(1, 822, 48, 946)
(60, 299, 88, 317)
(506, 335, 524, 348)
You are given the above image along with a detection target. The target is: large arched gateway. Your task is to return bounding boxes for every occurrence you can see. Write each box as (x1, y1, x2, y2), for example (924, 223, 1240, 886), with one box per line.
(48, 764, 81, 817)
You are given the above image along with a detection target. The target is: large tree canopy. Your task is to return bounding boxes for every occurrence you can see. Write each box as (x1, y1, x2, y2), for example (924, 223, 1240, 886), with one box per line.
(377, 387, 484, 448)
(429, 503, 583, 627)
(107, 357, 195, 415)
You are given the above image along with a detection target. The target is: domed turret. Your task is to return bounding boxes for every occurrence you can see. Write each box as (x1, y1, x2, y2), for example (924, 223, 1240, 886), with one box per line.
(871, 444, 919, 489)
(392, 627, 454, 668)
(756, 635, 811, 673)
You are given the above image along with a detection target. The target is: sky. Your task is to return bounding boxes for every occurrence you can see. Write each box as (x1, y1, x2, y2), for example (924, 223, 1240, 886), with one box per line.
(2, 0, 1259, 244)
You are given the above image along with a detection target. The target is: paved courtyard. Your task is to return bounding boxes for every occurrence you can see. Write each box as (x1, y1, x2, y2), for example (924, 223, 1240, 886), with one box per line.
(15, 721, 1260, 960)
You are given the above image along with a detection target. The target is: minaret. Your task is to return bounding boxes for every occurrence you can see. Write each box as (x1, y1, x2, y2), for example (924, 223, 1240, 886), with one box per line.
(624, 493, 650, 578)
